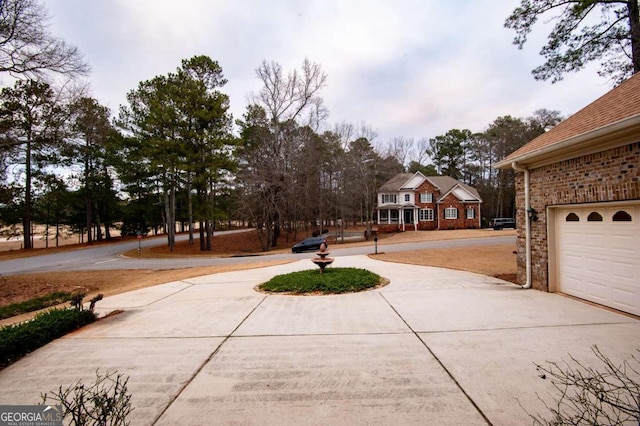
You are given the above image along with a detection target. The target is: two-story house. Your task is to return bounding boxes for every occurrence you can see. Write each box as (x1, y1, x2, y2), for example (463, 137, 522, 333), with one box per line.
(376, 172, 482, 232)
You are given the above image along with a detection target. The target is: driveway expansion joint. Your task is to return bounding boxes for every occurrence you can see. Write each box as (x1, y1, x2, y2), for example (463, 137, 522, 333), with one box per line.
(378, 292, 494, 425)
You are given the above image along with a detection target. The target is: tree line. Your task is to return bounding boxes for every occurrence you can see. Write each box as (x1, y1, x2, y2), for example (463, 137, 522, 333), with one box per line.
(0, 53, 561, 250)
(0, 0, 637, 251)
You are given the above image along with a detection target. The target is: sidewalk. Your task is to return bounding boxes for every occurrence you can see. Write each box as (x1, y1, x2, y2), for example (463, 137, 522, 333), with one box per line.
(0, 255, 637, 425)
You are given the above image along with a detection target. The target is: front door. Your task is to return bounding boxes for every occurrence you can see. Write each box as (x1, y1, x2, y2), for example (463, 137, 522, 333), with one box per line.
(404, 209, 413, 225)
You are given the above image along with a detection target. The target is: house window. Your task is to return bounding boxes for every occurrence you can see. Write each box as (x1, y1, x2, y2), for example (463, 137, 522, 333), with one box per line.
(419, 209, 434, 221)
(587, 212, 603, 222)
(612, 210, 632, 222)
(404, 194, 410, 202)
(420, 193, 433, 203)
(565, 213, 579, 222)
(444, 207, 457, 219)
(379, 210, 388, 222)
(466, 208, 475, 219)
(390, 210, 399, 223)
(382, 194, 397, 204)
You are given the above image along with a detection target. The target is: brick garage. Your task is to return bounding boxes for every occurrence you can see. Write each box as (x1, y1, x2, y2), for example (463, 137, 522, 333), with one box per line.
(497, 73, 640, 316)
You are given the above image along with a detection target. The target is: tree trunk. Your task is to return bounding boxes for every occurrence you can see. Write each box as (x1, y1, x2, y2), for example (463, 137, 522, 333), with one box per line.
(629, 0, 640, 74)
(199, 221, 205, 250)
(205, 220, 213, 251)
(95, 210, 103, 241)
(164, 185, 176, 251)
(86, 185, 92, 244)
(187, 173, 194, 245)
(23, 137, 32, 249)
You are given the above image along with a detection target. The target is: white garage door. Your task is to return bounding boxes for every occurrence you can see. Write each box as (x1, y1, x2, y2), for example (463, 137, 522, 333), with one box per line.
(555, 203, 640, 316)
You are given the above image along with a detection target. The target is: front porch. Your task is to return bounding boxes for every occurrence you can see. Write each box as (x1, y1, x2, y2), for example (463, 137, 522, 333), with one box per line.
(377, 205, 419, 232)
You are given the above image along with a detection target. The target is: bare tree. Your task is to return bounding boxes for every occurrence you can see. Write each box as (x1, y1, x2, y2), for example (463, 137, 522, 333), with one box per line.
(413, 137, 430, 166)
(239, 59, 327, 249)
(252, 58, 327, 126)
(0, 0, 89, 79)
(384, 136, 414, 170)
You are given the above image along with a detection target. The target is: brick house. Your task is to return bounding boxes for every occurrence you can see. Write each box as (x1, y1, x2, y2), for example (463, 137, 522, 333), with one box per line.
(376, 172, 482, 232)
(495, 73, 640, 316)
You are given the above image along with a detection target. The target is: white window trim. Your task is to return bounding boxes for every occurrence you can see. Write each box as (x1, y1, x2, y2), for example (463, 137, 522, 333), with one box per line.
(466, 208, 475, 219)
(445, 207, 458, 220)
(419, 208, 434, 221)
(420, 193, 433, 203)
(381, 194, 397, 204)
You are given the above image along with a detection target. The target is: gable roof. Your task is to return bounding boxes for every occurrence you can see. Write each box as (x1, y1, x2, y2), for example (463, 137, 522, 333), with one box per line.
(495, 72, 640, 168)
(427, 176, 482, 201)
(379, 173, 414, 192)
(426, 176, 481, 201)
(378, 173, 482, 202)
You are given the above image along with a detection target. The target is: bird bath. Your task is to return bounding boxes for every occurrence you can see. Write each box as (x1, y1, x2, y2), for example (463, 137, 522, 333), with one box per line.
(311, 242, 334, 273)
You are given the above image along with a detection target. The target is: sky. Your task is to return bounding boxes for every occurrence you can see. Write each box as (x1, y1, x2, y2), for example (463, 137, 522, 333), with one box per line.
(34, 0, 615, 149)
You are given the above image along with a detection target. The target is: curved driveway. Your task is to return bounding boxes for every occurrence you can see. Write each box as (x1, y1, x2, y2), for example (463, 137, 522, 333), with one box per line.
(0, 229, 515, 276)
(0, 255, 638, 425)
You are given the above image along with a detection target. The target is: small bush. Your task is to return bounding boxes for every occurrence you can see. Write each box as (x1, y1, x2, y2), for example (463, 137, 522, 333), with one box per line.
(0, 292, 77, 320)
(525, 345, 640, 425)
(0, 308, 97, 367)
(259, 267, 382, 294)
(42, 370, 133, 426)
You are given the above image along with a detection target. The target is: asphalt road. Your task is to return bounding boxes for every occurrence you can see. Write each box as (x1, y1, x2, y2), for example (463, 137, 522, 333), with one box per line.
(0, 230, 515, 276)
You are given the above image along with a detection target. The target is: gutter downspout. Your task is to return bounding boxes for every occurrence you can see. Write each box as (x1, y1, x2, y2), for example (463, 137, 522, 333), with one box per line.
(511, 162, 532, 289)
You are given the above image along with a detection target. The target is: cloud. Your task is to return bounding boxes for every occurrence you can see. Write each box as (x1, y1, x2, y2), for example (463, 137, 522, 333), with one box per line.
(43, 0, 614, 145)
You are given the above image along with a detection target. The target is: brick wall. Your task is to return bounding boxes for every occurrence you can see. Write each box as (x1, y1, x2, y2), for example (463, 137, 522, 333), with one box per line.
(515, 141, 640, 291)
(437, 192, 480, 230)
(415, 181, 439, 230)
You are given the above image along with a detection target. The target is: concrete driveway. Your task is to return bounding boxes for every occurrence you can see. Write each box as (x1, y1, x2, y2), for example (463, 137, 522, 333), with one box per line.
(0, 256, 638, 425)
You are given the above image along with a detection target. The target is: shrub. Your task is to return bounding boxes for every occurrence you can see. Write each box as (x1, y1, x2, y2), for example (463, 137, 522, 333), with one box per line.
(259, 267, 382, 294)
(526, 345, 640, 425)
(41, 370, 133, 426)
(0, 292, 77, 320)
(0, 308, 96, 367)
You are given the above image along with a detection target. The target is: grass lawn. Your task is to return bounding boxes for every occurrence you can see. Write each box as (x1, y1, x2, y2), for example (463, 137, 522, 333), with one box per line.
(258, 267, 383, 294)
(0, 291, 77, 320)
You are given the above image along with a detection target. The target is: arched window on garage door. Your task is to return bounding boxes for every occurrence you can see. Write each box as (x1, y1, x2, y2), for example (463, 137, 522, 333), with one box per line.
(612, 210, 632, 222)
(587, 212, 603, 222)
(565, 212, 579, 221)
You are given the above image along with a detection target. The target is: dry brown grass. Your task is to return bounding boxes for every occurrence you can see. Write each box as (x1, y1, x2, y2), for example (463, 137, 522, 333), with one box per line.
(372, 244, 517, 280)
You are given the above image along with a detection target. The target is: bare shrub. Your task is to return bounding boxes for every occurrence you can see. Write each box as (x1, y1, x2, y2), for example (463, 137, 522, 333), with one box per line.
(526, 346, 640, 425)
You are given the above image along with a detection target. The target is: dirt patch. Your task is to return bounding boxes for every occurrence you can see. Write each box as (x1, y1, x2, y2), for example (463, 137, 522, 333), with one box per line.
(371, 244, 518, 278)
(0, 260, 292, 306)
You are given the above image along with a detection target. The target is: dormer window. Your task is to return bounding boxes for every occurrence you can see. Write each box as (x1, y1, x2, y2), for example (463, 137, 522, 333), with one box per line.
(404, 194, 410, 202)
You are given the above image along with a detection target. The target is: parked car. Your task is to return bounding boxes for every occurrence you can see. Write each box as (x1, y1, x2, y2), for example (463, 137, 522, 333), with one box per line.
(291, 237, 327, 253)
(489, 217, 516, 230)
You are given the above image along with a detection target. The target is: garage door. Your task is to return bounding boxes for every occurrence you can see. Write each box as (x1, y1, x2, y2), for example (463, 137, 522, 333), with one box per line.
(555, 203, 640, 316)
